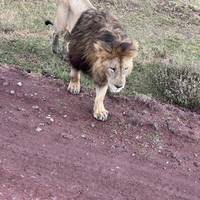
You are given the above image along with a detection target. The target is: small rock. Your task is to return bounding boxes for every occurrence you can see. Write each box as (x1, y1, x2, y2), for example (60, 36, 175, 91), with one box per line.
(142, 110, 148, 115)
(63, 115, 67, 118)
(111, 145, 117, 149)
(46, 115, 54, 123)
(16, 107, 22, 111)
(91, 123, 95, 128)
(122, 111, 126, 116)
(32, 105, 39, 110)
(61, 133, 73, 140)
(39, 123, 45, 126)
(50, 118, 54, 122)
(136, 135, 141, 140)
(81, 134, 86, 139)
(194, 153, 198, 158)
(36, 127, 42, 132)
(10, 90, 15, 95)
(17, 82, 23, 87)
(18, 107, 25, 112)
(47, 119, 54, 125)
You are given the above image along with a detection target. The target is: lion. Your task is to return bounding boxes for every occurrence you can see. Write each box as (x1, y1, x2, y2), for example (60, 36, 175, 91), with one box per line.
(68, 9, 138, 121)
(45, 0, 95, 57)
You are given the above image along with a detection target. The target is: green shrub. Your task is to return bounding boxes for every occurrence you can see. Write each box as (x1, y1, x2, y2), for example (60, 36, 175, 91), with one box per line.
(151, 63, 200, 109)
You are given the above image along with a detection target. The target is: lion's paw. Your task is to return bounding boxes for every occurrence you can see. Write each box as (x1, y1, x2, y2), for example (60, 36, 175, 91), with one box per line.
(93, 109, 108, 121)
(67, 82, 80, 95)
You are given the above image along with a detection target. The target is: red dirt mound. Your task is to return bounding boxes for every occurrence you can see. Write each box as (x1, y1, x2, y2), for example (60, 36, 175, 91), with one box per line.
(0, 65, 200, 200)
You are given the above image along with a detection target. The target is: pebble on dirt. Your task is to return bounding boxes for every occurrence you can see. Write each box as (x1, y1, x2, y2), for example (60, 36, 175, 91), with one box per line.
(46, 115, 54, 123)
(16, 107, 25, 112)
(61, 133, 73, 140)
(42, 97, 47, 101)
(10, 90, 15, 95)
(32, 105, 40, 110)
(17, 82, 23, 87)
(36, 127, 42, 132)
(194, 153, 198, 158)
(91, 123, 95, 128)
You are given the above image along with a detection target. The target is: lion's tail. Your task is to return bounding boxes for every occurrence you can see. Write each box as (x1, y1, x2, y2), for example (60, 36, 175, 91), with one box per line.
(45, 20, 54, 26)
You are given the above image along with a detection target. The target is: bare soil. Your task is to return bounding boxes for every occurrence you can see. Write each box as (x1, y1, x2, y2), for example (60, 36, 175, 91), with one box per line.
(0, 65, 200, 200)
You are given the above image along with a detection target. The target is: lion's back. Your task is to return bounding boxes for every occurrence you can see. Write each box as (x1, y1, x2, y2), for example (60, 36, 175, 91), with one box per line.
(69, 9, 128, 71)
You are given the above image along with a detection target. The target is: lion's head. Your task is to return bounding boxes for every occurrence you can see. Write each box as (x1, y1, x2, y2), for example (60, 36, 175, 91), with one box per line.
(93, 39, 138, 93)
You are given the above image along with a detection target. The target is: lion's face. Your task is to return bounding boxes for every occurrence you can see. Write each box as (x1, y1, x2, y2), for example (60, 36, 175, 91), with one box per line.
(104, 57, 133, 93)
(93, 39, 138, 91)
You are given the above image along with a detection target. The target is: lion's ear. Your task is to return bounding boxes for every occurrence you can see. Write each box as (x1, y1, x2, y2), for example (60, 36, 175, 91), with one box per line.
(117, 40, 139, 58)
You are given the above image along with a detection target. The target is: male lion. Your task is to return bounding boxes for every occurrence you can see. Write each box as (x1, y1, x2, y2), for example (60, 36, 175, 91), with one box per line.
(68, 9, 138, 121)
(45, 0, 95, 56)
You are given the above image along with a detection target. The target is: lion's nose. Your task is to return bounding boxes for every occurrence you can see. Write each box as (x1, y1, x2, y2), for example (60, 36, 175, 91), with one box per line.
(114, 84, 123, 89)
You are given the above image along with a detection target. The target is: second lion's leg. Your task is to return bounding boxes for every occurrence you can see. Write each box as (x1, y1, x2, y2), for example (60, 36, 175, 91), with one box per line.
(62, 31, 70, 61)
(53, 1, 69, 54)
(93, 85, 108, 121)
(67, 67, 81, 95)
(52, 32, 59, 54)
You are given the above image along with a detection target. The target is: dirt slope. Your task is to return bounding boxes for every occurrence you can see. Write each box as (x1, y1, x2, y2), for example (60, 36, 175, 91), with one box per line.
(0, 65, 200, 200)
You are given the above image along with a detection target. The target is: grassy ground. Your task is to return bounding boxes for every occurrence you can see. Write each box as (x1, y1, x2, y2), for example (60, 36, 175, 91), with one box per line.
(0, 0, 200, 100)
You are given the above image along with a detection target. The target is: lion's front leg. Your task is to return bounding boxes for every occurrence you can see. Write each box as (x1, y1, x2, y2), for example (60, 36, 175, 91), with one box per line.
(93, 85, 108, 121)
(68, 68, 81, 94)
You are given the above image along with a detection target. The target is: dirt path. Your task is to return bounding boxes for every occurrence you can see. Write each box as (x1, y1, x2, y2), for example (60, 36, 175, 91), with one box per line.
(0, 66, 200, 200)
